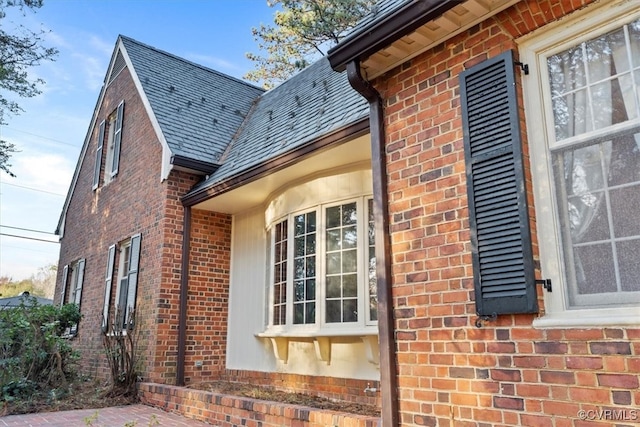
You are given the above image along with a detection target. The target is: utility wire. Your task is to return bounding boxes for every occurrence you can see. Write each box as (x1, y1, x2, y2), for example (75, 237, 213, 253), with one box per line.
(1, 244, 59, 255)
(0, 225, 57, 236)
(3, 126, 80, 148)
(0, 182, 65, 197)
(0, 233, 59, 244)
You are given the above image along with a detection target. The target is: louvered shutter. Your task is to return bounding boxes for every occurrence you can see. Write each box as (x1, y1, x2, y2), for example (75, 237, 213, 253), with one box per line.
(73, 259, 85, 306)
(111, 101, 124, 176)
(102, 244, 116, 332)
(93, 120, 105, 190)
(125, 233, 141, 328)
(459, 50, 538, 316)
(70, 259, 85, 335)
(60, 264, 69, 307)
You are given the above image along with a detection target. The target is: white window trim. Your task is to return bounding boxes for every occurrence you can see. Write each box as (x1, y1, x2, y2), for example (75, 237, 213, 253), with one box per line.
(520, 0, 640, 327)
(264, 195, 378, 337)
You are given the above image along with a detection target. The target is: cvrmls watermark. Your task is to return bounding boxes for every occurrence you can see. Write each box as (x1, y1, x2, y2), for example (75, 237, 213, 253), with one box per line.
(578, 409, 638, 421)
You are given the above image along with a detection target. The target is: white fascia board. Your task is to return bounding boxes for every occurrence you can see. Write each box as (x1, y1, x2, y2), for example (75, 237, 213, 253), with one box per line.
(117, 40, 174, 182)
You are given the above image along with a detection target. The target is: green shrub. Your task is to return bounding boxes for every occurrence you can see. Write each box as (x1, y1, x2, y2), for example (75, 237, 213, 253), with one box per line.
(0, 298, 81, 402)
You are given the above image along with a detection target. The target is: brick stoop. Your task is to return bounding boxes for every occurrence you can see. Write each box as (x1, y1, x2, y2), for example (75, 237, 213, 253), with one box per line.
(138, 382, 381, 427)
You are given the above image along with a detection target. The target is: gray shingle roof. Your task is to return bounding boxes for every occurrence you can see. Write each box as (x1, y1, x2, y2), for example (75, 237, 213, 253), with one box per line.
(192, 57, 369, 191)
(120, 36, 265, 164)
(345, 0, 410, 37)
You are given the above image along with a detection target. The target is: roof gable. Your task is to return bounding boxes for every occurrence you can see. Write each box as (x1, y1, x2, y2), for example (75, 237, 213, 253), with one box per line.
(119, 36, 265, 165)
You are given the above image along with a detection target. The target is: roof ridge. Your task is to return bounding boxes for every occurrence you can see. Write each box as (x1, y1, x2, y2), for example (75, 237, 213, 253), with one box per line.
(118, 34, 265, 93)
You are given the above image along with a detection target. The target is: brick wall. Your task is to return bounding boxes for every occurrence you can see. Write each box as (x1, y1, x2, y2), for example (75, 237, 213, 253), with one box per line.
(57, 65, 168, 379)
(372, 0, 639, 425)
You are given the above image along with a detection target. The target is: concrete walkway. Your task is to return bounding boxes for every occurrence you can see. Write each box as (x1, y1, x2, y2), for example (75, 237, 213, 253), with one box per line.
(0, 404, 211, 427)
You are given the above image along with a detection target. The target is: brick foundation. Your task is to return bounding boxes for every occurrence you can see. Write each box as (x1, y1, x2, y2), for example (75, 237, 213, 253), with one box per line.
(139, 382, 380, 427)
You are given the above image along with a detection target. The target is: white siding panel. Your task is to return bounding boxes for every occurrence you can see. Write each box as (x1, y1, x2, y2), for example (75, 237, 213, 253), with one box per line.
(226, 208, 274, 371)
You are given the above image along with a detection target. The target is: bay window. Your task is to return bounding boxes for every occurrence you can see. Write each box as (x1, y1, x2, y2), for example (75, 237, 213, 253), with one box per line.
(268, 196, 377, 332)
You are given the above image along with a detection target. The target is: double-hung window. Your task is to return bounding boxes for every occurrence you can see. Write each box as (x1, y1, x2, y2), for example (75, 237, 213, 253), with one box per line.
(60, 259, 85, 335)
(93, 101, 124, 189)
(101, 233, 141, 331)
(521, 1, 640, 325)
(268, 196, 377, 332)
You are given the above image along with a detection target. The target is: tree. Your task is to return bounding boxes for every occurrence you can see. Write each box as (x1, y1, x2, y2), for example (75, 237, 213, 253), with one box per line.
(245, 0, 376, 89)
(0, 0, 57, 177)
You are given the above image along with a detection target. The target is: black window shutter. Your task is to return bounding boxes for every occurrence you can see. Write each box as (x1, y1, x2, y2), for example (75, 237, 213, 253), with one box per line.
(70, 259, 85, 336)
(60, 264, 69, 307)
(93, 120, 105, 190)
(102, 244, 116, 332)
(111, 101, 124, 176)
(124, 233, 141, 328)
(459, 50, 538, 316)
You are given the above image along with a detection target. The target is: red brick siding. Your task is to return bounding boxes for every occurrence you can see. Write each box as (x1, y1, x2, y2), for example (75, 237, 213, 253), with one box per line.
(373, 0, 638, 425)
(139, 383, 380, 427)
(56, 66, 204, 383)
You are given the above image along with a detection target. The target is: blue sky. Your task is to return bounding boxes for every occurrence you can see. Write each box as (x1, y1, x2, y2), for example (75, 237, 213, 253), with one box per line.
(0, 0, 276, 280)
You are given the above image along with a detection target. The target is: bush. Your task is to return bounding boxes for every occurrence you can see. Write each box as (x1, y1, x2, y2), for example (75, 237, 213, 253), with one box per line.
(0, 298, 81, 402)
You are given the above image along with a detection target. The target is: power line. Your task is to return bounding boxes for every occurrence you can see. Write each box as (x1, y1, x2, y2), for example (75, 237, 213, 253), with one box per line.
(3, 126, 80, 148)
(1, 244, 59, 255)
(0, 225, 57, 236)
(0, 182, 65, 197)
(0, 233, 59, 244)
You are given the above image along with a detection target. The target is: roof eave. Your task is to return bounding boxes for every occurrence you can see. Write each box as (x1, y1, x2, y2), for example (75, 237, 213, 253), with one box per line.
(170, 154, 220, 175)
(328, 0, 461, 72)
(181, 117, 370, 207)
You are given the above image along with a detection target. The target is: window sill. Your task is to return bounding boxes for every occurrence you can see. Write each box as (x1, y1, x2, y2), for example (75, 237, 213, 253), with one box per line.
(256, 329, 378, 365)
(533, 309, 640, 329)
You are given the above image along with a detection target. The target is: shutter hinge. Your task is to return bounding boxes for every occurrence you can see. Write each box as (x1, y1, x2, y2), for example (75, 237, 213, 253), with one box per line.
(514, 61, 529, 75)
(475, 312, 497, 328)
(535, 278, 552, 292)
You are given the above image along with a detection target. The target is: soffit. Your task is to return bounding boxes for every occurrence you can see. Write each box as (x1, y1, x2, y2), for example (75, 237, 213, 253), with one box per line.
(361, 0, 520, 79)
(192, 134, 371, 214)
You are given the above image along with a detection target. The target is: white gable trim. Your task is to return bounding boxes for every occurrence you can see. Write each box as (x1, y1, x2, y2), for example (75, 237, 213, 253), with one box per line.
(117, 40, 174, 181)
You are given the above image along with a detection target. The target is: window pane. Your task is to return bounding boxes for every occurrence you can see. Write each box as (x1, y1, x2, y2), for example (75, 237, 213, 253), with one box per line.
(306, 211, 316, 232)
(326, 300, 341, 323)
(342, 202, 357, 225)
(368, 198, 377, 322)
(272, 220, 288, 325)
(553, 131, 640, 306)
(611, 184, 640, 237)
(305, 302, 316, 323)
(326, 252, 341, 274)
(585, 27, 627, 81)
(326, 276, 341, 298)
(292, 212, 316, 325)
(327, 206, 340, 228)
(573, 243, 617, 295)
(306, 234, 316, 255)
(547, 20, 639, 141)
(631, 19, 640, 68)
(617, 239, 640, 292)
(326, 229, 341, 251)
(306, 279, 315, 299)
(306, 255, 316, 277)
(343, 299, 358, 322)
(343, 274, 357, 297)
(294, 304, 304, 324)
(342, 249, 357, 273)
(343, 225, 357, 249)
(325, 201, 360, 324)
(295, 280, 305, 302)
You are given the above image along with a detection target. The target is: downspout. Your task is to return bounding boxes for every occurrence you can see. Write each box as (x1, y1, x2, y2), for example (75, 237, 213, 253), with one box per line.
(346, 60, 399, 427)
(176, 205, 191, 386)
